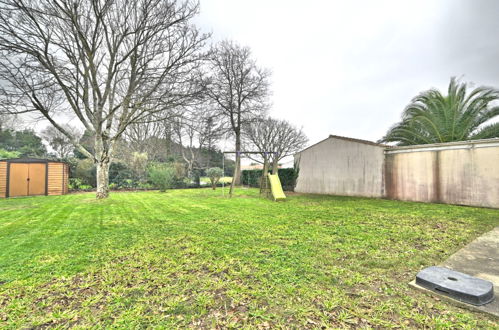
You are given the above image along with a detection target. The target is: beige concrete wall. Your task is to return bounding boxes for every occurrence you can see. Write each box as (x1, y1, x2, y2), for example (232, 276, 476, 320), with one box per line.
(385, 140, 499, 208)
(384, 151, 438, 203)
(296, 136, 499, 208)
(295, 136, 385, 197)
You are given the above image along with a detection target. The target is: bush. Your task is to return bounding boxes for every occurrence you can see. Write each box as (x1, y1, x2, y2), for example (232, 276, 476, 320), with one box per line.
(277, 168, 299, 191)
(206, 167, 223, 190)
(72, 160, 148, 190)
(69, 178, 82, 191)
(109, 162, 134, 188)
(109, 181, 153, 191)
(0, 148, 20, 159)
(69, 178, 93, 191)
(137, 182, 154, 190)
(241, 168, 298, 191)
(74, 159, 96, 187)
(148, 163, 186, 191)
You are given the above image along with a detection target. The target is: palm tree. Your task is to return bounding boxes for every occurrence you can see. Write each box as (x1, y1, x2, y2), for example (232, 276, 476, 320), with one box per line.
(380, 78, 499, 145)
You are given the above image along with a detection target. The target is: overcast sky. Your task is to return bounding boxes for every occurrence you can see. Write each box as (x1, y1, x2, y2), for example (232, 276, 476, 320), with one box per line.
(195, 0, 499, 146)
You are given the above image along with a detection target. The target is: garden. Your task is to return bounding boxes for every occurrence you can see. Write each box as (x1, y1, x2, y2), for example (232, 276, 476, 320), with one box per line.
(0, 189, 498, 328)
(0, 0, 499, 328)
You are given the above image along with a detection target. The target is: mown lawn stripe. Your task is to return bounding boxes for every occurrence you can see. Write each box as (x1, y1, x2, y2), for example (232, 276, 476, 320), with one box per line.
(0, 189, 497, 328)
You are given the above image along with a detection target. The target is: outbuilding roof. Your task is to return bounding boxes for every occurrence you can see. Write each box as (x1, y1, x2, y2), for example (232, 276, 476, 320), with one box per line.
(296, 134, 388, 155)
(296, 134, 499, 156)
(0, 158, 67, 164)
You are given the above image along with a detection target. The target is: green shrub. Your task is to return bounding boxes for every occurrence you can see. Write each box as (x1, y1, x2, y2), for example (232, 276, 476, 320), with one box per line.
(148, 163, 185, 192)
(69, 178, 83, 191)
(241, 169, 262, 187)
(69, 178, 93, 191)
(74, 159, 96, 187)
(0, 148, 20, 160)
(277, 168, 299, 191)
(109, 162, 133, 188)
(137, 182, 153, 190)
(206, 167, 223, 190)
(241, 168, 298, 191)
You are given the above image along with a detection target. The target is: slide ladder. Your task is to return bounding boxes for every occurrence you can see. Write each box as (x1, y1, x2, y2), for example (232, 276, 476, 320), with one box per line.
(267, 173, 286, 201)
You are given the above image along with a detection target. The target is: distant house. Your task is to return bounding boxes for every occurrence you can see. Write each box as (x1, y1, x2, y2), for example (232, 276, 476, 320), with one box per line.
(241, 163, 283, 171)
(241, 163, 264, 171)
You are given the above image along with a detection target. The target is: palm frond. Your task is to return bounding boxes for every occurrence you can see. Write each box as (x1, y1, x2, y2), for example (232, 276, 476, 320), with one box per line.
(469, 122, 499, 140)
(381, 78, 499, 145)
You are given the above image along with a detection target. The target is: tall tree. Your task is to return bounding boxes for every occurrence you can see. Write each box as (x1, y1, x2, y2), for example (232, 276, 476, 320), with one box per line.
(0, 113, 17, 130)
(206, 40, 270, 196)
(172, 106, 223, 178)
(380, 78, 499, 145)
(41, 125, 80, 159)
(244, 117, 308, 174)
(0, 128, 47, 158)
(123, 114, 177, 162)
(0, 0, 208, 198)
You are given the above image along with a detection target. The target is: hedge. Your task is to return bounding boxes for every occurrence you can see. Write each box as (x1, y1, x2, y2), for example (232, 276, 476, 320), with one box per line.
(241, 168, 298, 191)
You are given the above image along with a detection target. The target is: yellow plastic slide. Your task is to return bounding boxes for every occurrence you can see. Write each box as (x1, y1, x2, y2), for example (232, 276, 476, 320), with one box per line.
(267, 173, 286, 201)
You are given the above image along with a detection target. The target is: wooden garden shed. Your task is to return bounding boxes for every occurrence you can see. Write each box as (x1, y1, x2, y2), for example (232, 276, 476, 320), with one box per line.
(0, 158, 69, 198)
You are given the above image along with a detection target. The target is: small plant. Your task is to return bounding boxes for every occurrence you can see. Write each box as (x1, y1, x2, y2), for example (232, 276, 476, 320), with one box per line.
(206, 167, 223, 190)
(69, 178, 94, 191)
(148, 164, 181, 192)
(68, 178, 83, 191)
(0, 148, 20, 160)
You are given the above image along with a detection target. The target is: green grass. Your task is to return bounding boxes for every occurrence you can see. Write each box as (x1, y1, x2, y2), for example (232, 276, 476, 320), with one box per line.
(200, 176, 232, 184)
(0, 189, 498, 328)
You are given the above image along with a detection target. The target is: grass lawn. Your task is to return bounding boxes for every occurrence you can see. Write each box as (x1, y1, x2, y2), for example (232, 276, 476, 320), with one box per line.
(0, 189, 498, 328)
(200, 176, 232, 185)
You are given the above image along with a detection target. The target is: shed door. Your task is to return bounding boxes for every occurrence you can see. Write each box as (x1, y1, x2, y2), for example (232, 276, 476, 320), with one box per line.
(9, 163, 47, 197)
(9, 163, 29, 197)
(28, 163, 46, 196)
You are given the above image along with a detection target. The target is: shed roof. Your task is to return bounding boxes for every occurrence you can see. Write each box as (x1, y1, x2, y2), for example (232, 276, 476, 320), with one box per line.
(328, 135, 389, 147)
(296, 134, 499, 157)
(296, 134, 388, 155)
(0, 158, 67, 164)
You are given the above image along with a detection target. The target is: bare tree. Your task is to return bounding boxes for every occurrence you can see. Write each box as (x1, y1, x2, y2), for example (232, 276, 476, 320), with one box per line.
(244, 117, 308, 173)
(172, 106, 223, 178)
(0, 0, 208, 198)
(0, 113, 17, 130)
(123, 113, 177, 162)
(41, 125, 81, 159)
(206, 40, 270, 196)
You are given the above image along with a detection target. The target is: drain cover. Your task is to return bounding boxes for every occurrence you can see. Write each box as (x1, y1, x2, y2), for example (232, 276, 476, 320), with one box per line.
(416, 266, 494, 306)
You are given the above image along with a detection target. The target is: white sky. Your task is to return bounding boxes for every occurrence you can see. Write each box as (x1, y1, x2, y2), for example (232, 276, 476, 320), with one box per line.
(195, 0, 499, 146)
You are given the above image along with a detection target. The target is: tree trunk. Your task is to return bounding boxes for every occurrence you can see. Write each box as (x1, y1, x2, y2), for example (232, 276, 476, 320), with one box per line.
(96, 161, 110, 199)
(94, 136, 111, 199)
(260, 157, 269, 194)
(193, 169, 200, 188)
(186, 162, 193, 180)
(229, 133, 241, 197)
(233, 134, 242, 185)
(272, 157, 279, 175)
